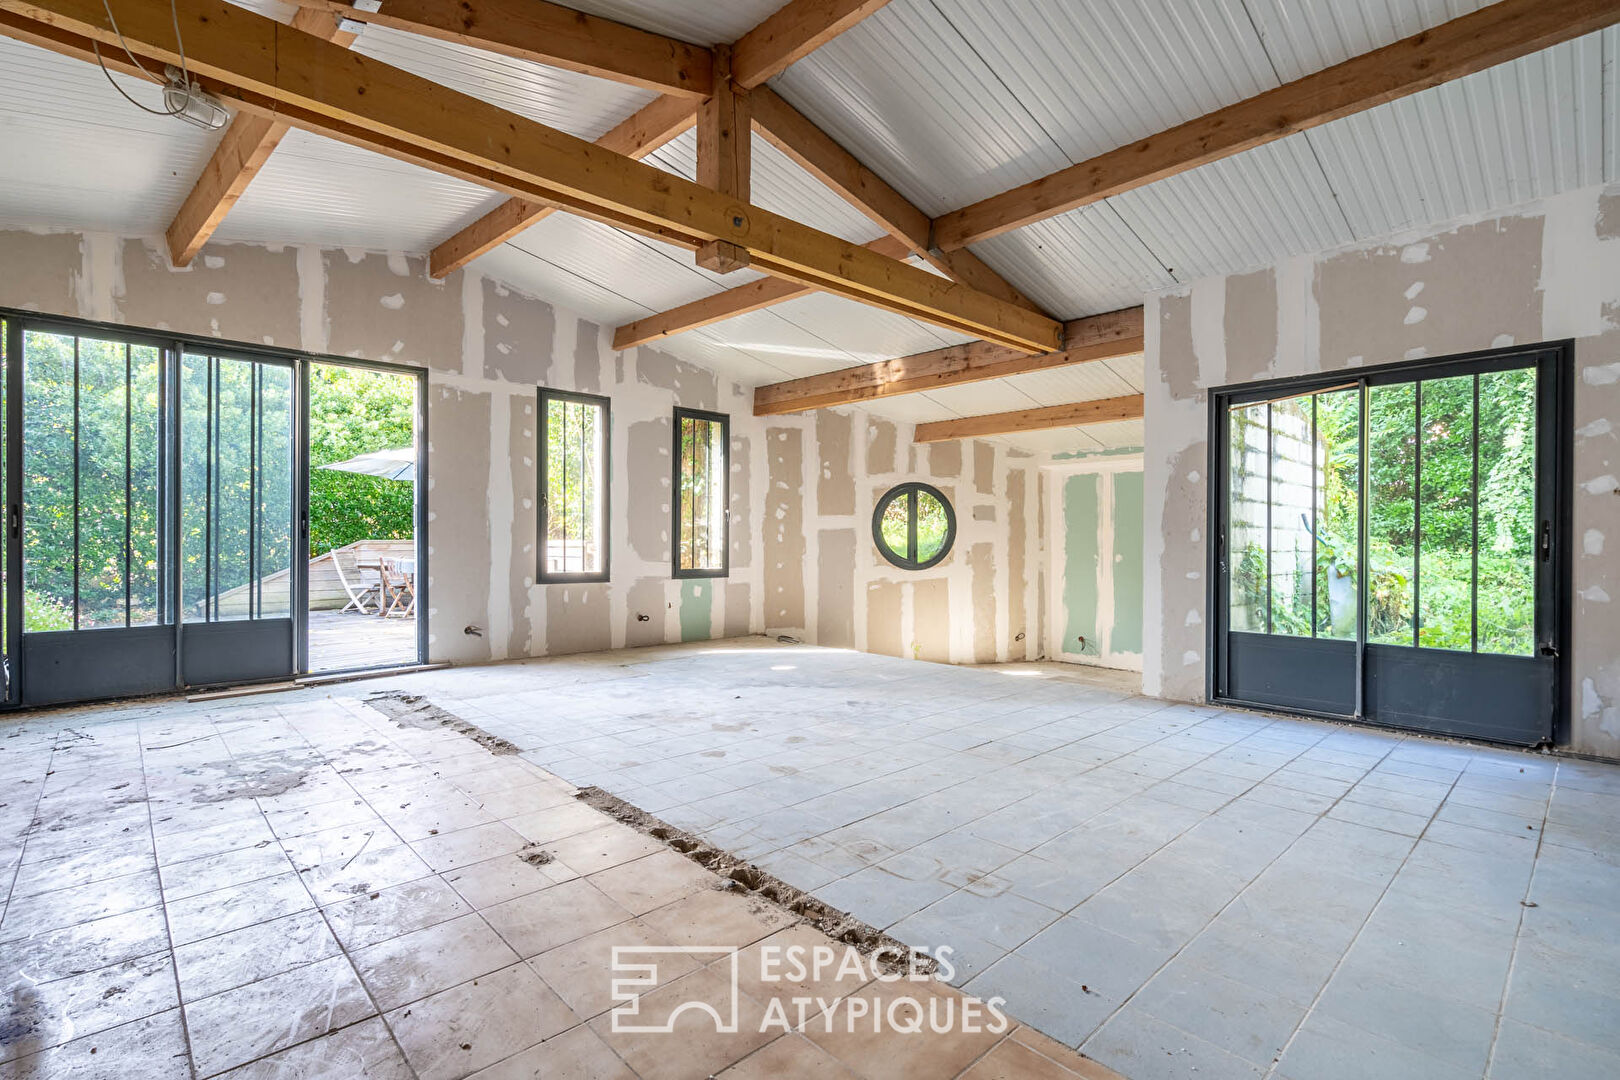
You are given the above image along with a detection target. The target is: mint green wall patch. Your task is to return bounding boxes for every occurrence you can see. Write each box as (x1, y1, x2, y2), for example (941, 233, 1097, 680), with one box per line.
(1111, 470, 1145, 655)
(679, 579, 712, 642)
(1062, 473, 1101, 656)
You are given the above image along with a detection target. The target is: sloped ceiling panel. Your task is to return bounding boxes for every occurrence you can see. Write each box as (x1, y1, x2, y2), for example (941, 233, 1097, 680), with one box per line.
(919, 379, 1045, 416)
(350, 25, 658, 141)
(968, 204, 1177, 320)
(1307, 37, 1607, 239)
(645, 131, 888, 244)
(769, 293, 970, 365)
(771, 0, 1072, 215)
(559, 0, 783, 47)
(930, 0, 1276, 163)
(1108, 134, 1353, 281)
(217, 129, 496, 251)
(997, 361, 1143, 407)
(1243, 0, 1493, 82)
(0, 38, 219, 233)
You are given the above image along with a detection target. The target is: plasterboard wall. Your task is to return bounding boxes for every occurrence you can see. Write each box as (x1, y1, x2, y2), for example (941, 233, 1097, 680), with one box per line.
(760, 410, 1043, 666)
(1143, 181, 1620, 759)
(0, 228, 767, 663)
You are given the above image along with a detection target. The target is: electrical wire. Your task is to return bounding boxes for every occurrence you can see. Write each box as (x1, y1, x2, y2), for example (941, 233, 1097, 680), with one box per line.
(90, 0, 195, 119)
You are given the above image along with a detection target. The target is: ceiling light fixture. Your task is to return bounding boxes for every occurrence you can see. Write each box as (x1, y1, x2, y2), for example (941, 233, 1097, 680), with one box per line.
(161, 65, 228, 130)
(91, 0, 228, 131)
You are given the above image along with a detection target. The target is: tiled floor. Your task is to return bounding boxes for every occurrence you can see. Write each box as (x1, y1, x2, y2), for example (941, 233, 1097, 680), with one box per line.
(4, 640, 1618, 1079)
(380, 639, 1620, 1080)
(0, 660, 1119, 1080)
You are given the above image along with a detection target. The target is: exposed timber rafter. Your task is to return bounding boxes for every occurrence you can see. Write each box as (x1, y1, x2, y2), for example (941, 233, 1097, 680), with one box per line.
(164, 6, 353, 267)
(732, 0, 891, 88)
(913, 394, 1145, 443)
(426, 0, 896, 279)
(930, 0, 1620, 250)
(428, 94, 695, 279)
(748, 86, 1037, 313)
(612, 235, 912, 350)
(694, 44, 751, 274)
(752, 307, 1142, 416)
(0, 0, 1061, 353)
(288, 0, 713, 99)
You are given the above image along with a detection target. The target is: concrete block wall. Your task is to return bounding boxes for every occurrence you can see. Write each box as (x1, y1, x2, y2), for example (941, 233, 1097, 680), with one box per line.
(1144, 181, 1620, 758)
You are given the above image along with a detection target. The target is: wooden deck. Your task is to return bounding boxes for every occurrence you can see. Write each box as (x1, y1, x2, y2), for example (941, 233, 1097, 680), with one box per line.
(308, 609, 419, 672)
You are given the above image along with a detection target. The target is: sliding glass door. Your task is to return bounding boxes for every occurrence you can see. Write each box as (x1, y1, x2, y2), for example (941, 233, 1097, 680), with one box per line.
(8, 321, 177, 704)
(1211, 345, 1569, 745)
(178, 349, 297, 686)
(2, 317, 306, 704)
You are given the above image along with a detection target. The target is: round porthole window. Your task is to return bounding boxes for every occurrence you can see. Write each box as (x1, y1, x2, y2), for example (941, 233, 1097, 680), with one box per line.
(872, 482, 956, 570)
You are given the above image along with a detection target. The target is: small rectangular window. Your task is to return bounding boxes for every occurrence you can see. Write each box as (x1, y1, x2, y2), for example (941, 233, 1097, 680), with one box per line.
(673, 407, 728, 578)
(538, 388, 609, 582)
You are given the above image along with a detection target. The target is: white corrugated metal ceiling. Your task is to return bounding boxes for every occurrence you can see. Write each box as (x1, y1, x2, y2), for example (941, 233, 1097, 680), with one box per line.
(0, 0, 1614, 454)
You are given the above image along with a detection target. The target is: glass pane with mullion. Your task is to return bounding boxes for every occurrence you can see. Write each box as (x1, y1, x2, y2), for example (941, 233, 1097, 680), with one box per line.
(706, 421, 725, 568)
(582, 400, 603, 574)
(257, 365, 293, 618)
(22, 330, 78, 632)
(127, 345, 163, 626)
(1313, 387, 1360, 640)
(76, 338, 131, 629)
(879, 493, 908, 561)
(1227, 403, 1268, 633)
(1417, 374, 1475, 650)
(211, 359, 254, 622)
(1367, 382, 1417, 646)
(180, 353, 209, 623)
(1475, 367, 1537, 655)
(544, 397, 567, 574)
(916, 488, 948, 563)
(1269, 394, 1313, 637)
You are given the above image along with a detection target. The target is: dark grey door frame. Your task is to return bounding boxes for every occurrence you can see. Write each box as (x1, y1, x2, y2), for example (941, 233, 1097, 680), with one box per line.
(296, 356, 429, 676)
(1206, 341, 1573, 748)
(0, 306, 431, 706)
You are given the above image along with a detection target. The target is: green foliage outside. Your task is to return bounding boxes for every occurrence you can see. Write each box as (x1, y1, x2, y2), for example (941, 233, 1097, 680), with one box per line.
(676, 415, 724, 571)
(1230, 369, 1536, 654)
(878, 487, 951, 564)
(543, 396, 604, 574)
(308, 364, 415, 557)
(5, 328, 412, 632)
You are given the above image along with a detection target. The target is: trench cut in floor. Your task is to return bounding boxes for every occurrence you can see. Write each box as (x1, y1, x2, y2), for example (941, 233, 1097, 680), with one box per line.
(0, 664, 1122, 1080)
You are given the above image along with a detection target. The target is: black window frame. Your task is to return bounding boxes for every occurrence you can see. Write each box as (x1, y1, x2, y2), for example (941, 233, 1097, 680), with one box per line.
(872, 481, 956, 571)
(537, 386, 612, 584)
(671, 406, 730, 580)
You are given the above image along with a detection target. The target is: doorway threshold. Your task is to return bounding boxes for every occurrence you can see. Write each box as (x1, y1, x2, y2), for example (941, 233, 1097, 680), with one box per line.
(297, 662, 449, 687)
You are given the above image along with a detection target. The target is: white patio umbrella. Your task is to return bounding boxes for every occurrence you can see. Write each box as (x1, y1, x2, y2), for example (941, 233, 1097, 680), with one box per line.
(318, 446, 416, 482)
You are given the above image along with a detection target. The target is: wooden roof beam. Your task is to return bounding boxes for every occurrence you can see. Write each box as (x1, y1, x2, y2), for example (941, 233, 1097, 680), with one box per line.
(932, 0, 1620, 250)
(288, 0, 713, 99)
(752, 307, 1142, 415)
(0, 0, 1060, 353)
(424, 0, 893, 279)
(732, 0, 891, 88)
(429, 94, 695, 279)
(749, 86, 1039, 313)
(612, 234, 911, 350)
(695, 45, 751, 274)
(913, 394, 1145, 443)
(165, 6, 353, 267)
